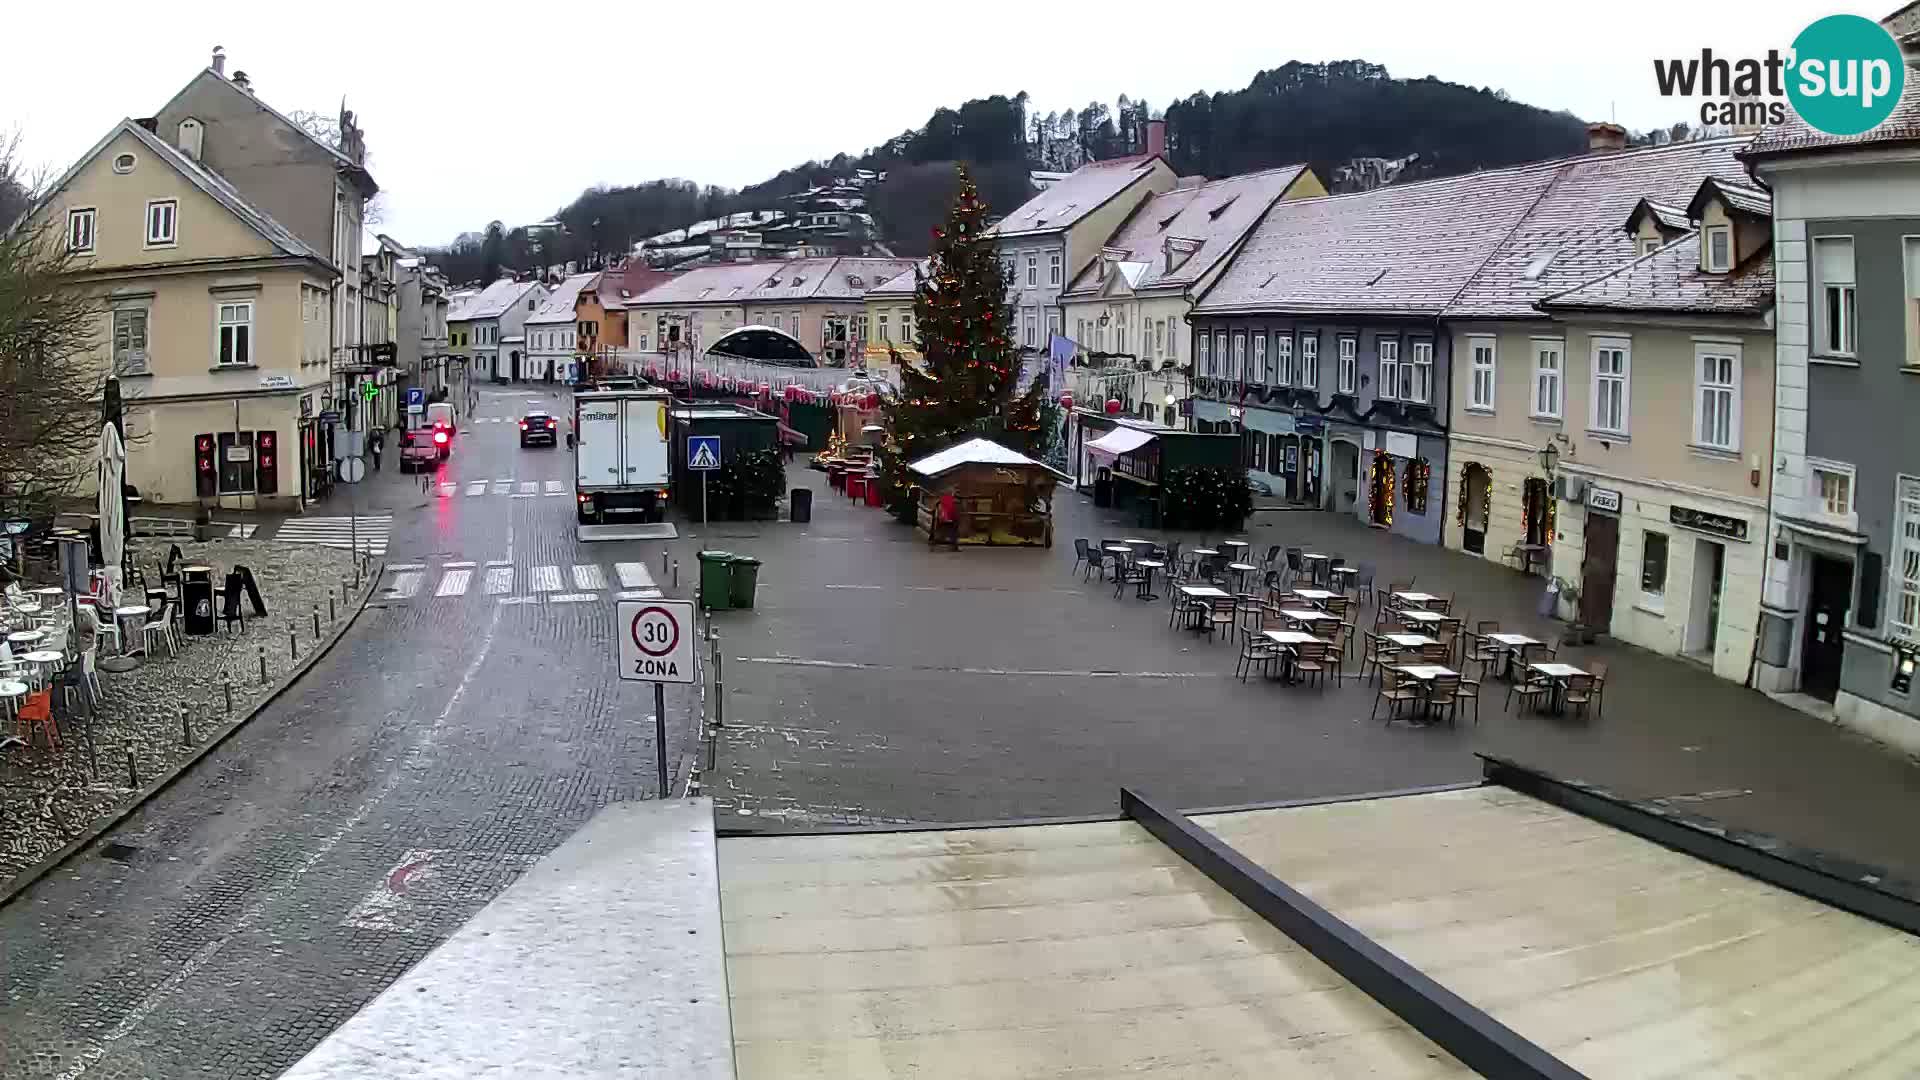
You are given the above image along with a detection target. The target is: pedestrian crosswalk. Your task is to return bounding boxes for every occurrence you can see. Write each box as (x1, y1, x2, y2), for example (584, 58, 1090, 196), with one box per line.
(374, 559, 663, 608)
(273, 514, 392, 556)
(429, 478, 571, 500)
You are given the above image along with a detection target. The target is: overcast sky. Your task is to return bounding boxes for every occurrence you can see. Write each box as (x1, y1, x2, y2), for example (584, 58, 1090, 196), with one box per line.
(6, 0, 1821, 247)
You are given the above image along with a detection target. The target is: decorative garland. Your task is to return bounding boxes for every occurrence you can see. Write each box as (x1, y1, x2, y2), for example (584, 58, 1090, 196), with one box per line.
(1404, 456, 1431, 515)
(1520, 477, 1558, 545)
(1455, 462, 1492, 528)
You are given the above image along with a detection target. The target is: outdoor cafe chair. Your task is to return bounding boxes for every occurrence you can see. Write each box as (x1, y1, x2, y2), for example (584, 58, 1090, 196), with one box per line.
(1162, 540, 1183, 575)
(1505, 671, 1554, 714)
(1385, 582, 1412, 607)
(1204, 596, 1238, 643)
(1324, 623, 1353, 676)
(1562, 674, 1598, 718)
(1236, 627, 1280, 682)
(1283, 548, 1304, 586)
(1418, 641, 1451, 664)
(143, 602, 179, 659)
(1454, 676, 1484, 725)
(1354, 563, 1378, 607)
(1586, 660, 1609, 715)
(1261, 569, 1283, 604)
(14, 687, 57, 749)
(1359, 631, 1398, 686)
(1072, 538, 1093, 578)
(1262, 544, 1282, 571)
(1292, 641, 1333, 690)
(1425, 675, 1464, 727)
(1372, 667, 1423, 724)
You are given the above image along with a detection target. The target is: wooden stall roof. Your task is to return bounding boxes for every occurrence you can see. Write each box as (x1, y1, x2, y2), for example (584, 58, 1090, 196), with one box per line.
(907, 437, 1073, 482)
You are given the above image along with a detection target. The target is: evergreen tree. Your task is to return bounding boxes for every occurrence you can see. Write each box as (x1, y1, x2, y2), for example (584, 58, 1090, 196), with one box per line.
(877, 166, 1047, 517)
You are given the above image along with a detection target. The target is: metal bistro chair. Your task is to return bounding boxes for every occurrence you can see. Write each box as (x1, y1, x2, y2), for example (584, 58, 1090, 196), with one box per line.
(1425, 674, 1464, 727)
(1562, 673, 1598, 718)
(1236, 624, 1281, 682)
(1072, 538, 1093, 579)
(1372, 667, 1423, 724)
(1355, 563, 1379, 607)
(1204, 595, 1238, 644)
(1284, 548, 1305, 587)
(1261, 544, 1282, 573)
(1586, 661, 1609, 716)
(1292, 640, 1333, 690)
(1505, 669, 1554, 714)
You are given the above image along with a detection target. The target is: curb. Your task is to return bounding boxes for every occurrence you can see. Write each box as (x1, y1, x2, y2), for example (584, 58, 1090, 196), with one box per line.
(0, 559, 385, 909)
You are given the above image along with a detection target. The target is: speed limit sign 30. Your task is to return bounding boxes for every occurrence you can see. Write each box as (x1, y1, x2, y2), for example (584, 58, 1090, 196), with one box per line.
(617, 599, 696, 684)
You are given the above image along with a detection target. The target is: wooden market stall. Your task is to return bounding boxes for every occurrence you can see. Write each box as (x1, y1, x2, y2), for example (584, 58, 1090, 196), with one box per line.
(907, 438, 1067, 547)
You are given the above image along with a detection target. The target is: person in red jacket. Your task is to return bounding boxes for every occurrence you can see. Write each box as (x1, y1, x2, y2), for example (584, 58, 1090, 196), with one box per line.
(930, 489, 960, 550)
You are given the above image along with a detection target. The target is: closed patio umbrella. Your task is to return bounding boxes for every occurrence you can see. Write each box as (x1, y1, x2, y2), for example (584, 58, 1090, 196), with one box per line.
(97, 421, 125, 602)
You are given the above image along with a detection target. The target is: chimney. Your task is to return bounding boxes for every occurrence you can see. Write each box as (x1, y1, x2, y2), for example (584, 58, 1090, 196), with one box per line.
(1587, 121, 1627, 153)
(232, 70, 252, 93)
(210, 45, 226, 76)
(1145, 119, 1167, 159)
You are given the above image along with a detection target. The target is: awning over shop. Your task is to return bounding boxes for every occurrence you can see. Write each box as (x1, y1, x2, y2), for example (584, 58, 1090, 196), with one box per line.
(1085, 426, 1156, 458)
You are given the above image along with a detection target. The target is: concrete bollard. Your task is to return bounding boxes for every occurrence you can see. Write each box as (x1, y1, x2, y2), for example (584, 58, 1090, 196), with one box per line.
(661, 547, 669, 573)
(312, 604, 322, 638)
(181, 705, 194, 747)
(222, 675, 233, 715)
(672, 559, 680, 591)
(258, 645, 268, 683)
(126, 750, 139, 789)
(288, 623, 298, 661)
(329, 594, 336, 622)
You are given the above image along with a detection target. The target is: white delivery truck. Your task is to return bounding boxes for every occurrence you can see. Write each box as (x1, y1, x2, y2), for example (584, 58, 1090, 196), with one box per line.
(574, 388, 673, 525)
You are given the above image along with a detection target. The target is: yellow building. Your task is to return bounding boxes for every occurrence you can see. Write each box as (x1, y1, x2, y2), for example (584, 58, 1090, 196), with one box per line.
(862, 263, 921, 365)
(26, 118, 337, 511)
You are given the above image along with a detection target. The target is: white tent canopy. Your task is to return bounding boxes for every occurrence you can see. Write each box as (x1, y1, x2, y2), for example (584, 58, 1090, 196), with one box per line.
(907, 437, 1047, 478)
(1085, 426, 1157, 458)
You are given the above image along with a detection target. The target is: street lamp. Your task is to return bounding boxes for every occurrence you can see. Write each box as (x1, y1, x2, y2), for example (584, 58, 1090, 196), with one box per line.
(1538, 441, 1559, 475)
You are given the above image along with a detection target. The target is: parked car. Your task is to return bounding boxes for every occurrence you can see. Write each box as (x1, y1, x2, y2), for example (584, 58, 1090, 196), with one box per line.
(519, 408, 559, 448)
(398, 427, 443, 472)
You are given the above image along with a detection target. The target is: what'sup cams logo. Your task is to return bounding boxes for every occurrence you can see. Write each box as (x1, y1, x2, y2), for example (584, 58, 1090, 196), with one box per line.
(1654, 14, 1906, 136)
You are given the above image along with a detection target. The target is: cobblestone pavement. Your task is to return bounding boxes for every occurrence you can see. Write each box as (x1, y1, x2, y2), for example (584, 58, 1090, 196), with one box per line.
(0, 387, 699, 1080)
(0, 538, 358, 883)
(705, 467, 1920, 889)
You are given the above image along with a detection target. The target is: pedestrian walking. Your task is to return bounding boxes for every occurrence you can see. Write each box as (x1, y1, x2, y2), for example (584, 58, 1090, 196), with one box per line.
(369, 427, 384, 472)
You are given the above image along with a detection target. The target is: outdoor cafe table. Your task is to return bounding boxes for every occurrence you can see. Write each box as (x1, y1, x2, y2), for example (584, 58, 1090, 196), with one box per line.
(1278, 608, 1338, 629)
(112, 604, 151, 656)
(1299, 552, 1331, 585)
(1226, 562, 1260, 589)
(1395, 663, 1460, 723)
(1133, 559, 1165, 601)
(0, 678, 25, 748)
(1527, 662, 1589, 714)
(30, 587, 65, 603)
(1393, 591, 1440, 608)
(1400, 609, 1450, 628)
(1290, 588, 1336, 604)
(1176, 584, 1230, 632)
(7, 629, 46, 649)
(1220, 540, 1251, 557)
(21, 649, 62, 684)
(1385, 633, 1438, 649)
(1485, 633, 1541, 680)
(1261, 630, 1326, 683)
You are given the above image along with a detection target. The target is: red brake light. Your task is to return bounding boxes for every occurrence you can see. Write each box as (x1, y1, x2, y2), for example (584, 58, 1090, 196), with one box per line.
(519, 421, 527, 429)
(433, 431, 448, 445)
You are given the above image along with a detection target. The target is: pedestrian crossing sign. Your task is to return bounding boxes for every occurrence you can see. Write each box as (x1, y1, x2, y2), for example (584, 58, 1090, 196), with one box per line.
(688, 436, 721, 471)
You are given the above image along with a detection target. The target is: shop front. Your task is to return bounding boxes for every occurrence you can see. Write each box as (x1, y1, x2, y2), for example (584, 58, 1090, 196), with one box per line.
(1239, 407, 1325, 507)
(1351, 428, 1445, 545)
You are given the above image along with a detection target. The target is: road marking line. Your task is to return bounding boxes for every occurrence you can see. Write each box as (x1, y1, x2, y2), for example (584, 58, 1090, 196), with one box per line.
(387, 562, 426, 572)
(736, 656, 1210, 678)
(385, 571, 422, 599)
(616, 588, 663, 600)
(544, 480, 566, 495)
(435, 569, 471, 597)
(518, 481, 538, 495)
(443, 560, 476, 568)
(497, 596, 539, 605)
(485, 559, 512, 567)
(615, 562, 656, 589)
(549, 592, 598, 604)
(825, 584, 883, 590)
(529, 565, 562, 592)
(511, 494, 537, 499)
(492, 480, 514, 495)
(466, 481, 487, 496)
(436, 482, 457, 497)
(571, 564, 605, 590)
(483, 567, 513, 595)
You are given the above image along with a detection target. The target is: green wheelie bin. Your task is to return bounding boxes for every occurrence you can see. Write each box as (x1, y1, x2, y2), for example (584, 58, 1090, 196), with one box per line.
(697, 551, 735, 610)
(729, 555, 763, 610)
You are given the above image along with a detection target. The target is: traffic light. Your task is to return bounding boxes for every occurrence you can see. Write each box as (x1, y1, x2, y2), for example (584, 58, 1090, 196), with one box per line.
(255, 431, 278, 495)
(194, 433, 216, 497)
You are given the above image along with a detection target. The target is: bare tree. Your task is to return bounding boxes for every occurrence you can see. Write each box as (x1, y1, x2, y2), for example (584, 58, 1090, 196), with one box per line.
(0, 133, 120, 523)
(288, 109, 385, 226)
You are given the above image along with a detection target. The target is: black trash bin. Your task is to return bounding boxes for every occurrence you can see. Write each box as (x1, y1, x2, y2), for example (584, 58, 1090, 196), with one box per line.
(181, 567, 215, 635)
(790, 487, 812, 523)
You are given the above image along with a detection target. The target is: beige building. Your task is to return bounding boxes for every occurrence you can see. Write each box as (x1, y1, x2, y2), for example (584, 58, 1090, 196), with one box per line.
(625, 257, 915, 365)
(1447, 177, 1775, 682)
(1059, 164, 1324, 425)
(27, 119, 337, 511)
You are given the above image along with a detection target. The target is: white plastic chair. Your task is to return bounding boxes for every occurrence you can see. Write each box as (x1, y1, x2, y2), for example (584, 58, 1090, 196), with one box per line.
(142, 603, 178, 659)
(84, 605, 122, 656)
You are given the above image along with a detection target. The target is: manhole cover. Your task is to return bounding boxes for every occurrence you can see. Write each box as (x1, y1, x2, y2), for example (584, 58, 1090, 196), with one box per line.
(98, 842, 141, 863)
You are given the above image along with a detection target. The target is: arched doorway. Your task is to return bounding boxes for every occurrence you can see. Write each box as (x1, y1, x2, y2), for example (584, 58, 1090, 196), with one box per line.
(1522, 476, 1552, 547)
(1366, 451, 1393, 527)
(1460, 462, 1491, 554)
(1330, 439, 1359, 513)
(510, 350, 522, 381)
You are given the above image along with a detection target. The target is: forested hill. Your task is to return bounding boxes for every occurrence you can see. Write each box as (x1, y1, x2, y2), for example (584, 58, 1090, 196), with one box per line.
(436, 60, 1590, 274)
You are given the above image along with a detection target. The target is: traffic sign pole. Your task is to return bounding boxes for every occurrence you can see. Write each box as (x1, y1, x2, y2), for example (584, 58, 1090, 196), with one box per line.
(654, 683, 668, 796)
(701, 472, 708, 525)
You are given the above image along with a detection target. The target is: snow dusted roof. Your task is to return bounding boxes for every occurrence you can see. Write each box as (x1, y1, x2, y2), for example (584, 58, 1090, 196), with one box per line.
(526, 272, 597, 325)
(450, 278, 537, 321)
(907, 437, 1051, 478)
(1063, 164, 1310, 297)
(627, 257, 918, 306)
(1539, 234, 1773, 317)
(990, 155, 1168, 238)
(867, 264, 923, 297)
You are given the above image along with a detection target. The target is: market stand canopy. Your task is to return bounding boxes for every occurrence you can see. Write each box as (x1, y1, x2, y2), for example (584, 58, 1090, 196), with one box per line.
(1084, 425, 1157, 458)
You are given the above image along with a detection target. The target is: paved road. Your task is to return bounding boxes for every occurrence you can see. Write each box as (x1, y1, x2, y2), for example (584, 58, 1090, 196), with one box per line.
(0, 385, 699, 1080)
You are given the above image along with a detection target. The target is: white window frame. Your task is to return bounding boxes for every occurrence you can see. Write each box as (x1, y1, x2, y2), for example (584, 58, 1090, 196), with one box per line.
(1467, 335, 1496, 411)
(1272, 334, 1292, 385)
(1048, 252, 1062, 286)
(1026, 254, 1037, 287)
(66, 207, 96, 254)
(112, 306, 150, 375)
(1807, 458, 1857, 531)
(1300, 334, 1319, 389)
(877, 313, 890, 342)
(1590, 337, 1631, 436)
(1409, 340, 1433, 403)
(1117, 322, 1127, 354)
(1692, 343, 1741, 452)
(1705, 225, 1732, 272)
(216, 300, 254, 367)
(903, 311, 917, 343)
(1377, 338, 1400, 401)
(1905, 235, 1920, 369)
(1814, 235, 1857, 358)
(1024, 308, 1038, 348)
(1531, 338, 1564, 420)
(1337, 336, 1357, 394)
(144, 199, 178, 248)
(1640, 530, 1670, 608)
(1231, 331, 1246, 381)
(1214, 331, 1228, 379)
(1637, 235, 1663, 257)
(1894, 476, 1920, 640)
(1243, 332, 1262, 381)
(1197, 331, 1212, 376)
(1044, 308, 1059, 344)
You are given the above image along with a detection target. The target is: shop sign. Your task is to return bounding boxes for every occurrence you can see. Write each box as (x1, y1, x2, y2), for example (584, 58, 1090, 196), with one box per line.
(1670, 504, 1749, 542)
(1587, 486, 1622, 513)
(259, 374, 295, 390)
(1294, 413, 1325, 434)
(1383, 431, 1418, 459)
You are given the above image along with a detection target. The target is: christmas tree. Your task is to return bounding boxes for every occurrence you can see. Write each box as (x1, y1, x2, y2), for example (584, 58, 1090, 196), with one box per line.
(877, 166, 1048, 517)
